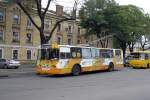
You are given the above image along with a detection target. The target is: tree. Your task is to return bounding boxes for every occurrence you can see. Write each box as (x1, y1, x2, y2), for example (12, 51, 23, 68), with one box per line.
(105, 5, 146, 58)
(127, 32, 141, 52)
(5, 0, 78, 45)
(139, 36, 150, 51)
(138, 14, 150, 51)
(79, 0, 117, 48)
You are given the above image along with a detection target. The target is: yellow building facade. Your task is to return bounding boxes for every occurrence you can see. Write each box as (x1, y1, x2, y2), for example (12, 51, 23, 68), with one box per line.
(0, 2, 113, 63)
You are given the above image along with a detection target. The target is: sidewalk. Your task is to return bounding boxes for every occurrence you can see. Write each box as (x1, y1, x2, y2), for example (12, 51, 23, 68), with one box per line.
(0, 64, 36, 77)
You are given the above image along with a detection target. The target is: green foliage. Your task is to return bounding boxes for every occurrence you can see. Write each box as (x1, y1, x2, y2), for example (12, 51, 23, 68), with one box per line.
(79, 0, 117, 38)
(79, 0, 150, 57)
(105, 5, 145, 42)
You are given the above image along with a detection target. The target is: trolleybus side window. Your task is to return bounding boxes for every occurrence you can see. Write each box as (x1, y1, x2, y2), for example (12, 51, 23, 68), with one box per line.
(59, 47, 71, 59)
(115, 50, 121, 59)
(47, 48, 59, 59)
(60, 53, 71, 59)
(82, 48, 92, 59)
(100, 49, 113, 58)
(145, 54, 149, 60)
(148, 54, 150, 59)
(91, 48, 99, 58)
(71, 47, 82, 58)
(140, 53, 145, 60)
(130, 53, 140, 59)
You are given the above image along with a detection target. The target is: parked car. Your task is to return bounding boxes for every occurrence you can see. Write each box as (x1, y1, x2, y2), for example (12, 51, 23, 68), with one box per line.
(0, 59, 21, 69)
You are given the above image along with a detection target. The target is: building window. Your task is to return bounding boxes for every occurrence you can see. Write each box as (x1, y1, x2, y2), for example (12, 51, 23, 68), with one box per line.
(0, 10, 4, 22)
(91, 36, 93, 41)
(77, 40, 80, 44)
(68, 26, 72, 34)
(68, 38, 72, 45)
(27, 50, 32, 60)
(44, 20, 49, 29)
(0, 49, 3, 59)
(57, 23, 61, 32)
(12, 32, 19, 42)
(13, 14, 19, 24)
(0, 31, 4, 41)
(57, 37, 61, 44)
(86, 40, 88, 43)
(12, 50, 18, 60)
(26, 33, 32, 43)
(27, 18, 32, 27)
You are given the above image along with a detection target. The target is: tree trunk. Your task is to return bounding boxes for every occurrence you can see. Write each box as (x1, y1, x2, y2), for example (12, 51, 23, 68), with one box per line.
(128, 43, 134, 53)
(100, 40, 105, 48)
(129, 47, 133, 53)
(122, 47, 126, 64)
(106, 38, 109, 48)
(40, 32, 47, 45)
(120, 42, 127, 64)
(142, 45, 145, 51)
(40, 31, 47, 60)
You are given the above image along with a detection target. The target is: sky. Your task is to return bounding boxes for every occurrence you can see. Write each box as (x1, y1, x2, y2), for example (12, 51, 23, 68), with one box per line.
(42, 0, 150, 13)
(116, 0, 150, 13)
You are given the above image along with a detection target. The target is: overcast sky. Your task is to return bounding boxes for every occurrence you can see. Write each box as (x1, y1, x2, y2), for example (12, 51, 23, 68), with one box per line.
(42, 0, 150, 13)
(116, 0, 150, 13)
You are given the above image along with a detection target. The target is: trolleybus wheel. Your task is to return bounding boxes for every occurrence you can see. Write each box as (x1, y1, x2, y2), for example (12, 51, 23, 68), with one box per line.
(72, 65, 81, 76)
(147, 64, 150, 68)
(108, 63, 114, 72)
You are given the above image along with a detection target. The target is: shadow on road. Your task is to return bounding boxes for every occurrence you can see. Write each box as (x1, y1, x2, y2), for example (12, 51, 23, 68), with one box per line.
(38, 70, 120, 78)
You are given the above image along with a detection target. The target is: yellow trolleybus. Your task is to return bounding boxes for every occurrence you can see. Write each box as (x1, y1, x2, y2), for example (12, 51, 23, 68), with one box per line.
(128, 51, 150, 69)
(36, 44, 124, 75)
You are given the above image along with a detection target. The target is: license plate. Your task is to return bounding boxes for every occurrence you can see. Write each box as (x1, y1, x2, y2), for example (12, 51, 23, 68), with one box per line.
(42, 65, 50, 70)
(42, 68, 50, 70)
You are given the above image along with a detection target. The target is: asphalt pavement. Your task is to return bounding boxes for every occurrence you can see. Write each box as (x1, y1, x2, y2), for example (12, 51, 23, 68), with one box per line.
(1, 67, 150, 100)
(0, 64, 35, 77)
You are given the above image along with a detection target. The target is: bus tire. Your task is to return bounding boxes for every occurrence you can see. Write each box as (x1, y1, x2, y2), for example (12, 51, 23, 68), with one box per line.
(3, 64, 8, 69)
(72, 64, 81, 76)
(147, 64, 150, 68)
(108, 63, 114, 72)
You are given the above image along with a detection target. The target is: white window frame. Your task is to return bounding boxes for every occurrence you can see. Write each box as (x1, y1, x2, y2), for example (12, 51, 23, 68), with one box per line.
(26, 33, 32, 43)
(0, 48, 4, 59)
(57, 37, 62, 45)
(12, 49, 19, 60)
(0, 10, 4, 22)
(68, 38, 72, 45)
(57, 23, 61, 32)
(13, 14, 19, 24)
(0, 31, 4, 41)
(44, 20, 50, 29)
(26, 49, 32, 60)
(12, 31, 19, 42)
(68, 25, 72, 34)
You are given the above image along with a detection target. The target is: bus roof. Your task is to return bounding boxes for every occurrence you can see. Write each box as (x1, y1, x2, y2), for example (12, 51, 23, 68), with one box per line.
(41, 44, 121, 50)
(131, 51, 150, 54)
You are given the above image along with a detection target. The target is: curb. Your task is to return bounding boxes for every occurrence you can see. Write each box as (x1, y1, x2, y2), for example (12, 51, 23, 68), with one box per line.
(0, 75, 9, 77)
(0, 71, 35, 78)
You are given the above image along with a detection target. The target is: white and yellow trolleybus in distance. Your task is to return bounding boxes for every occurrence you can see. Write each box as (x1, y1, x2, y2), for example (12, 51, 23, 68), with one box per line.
(36, 44, 124, 76)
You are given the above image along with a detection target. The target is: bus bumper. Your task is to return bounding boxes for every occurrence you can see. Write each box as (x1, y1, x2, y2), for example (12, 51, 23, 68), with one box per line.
(130, 65, 147, 68)
(36, 67, 71, 75)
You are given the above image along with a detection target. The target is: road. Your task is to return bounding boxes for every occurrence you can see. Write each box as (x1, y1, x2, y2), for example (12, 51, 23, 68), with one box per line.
(0, 67, 150, 100)
(0, 64, 35, 77)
